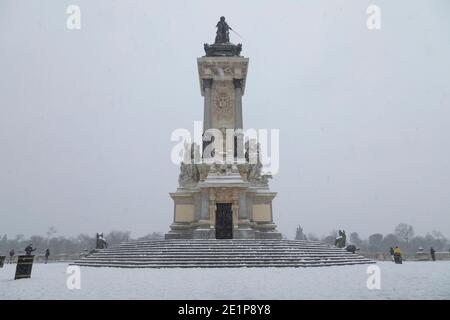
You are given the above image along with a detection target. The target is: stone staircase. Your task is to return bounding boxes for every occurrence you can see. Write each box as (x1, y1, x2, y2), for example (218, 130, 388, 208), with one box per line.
(72, 239, 374, 268)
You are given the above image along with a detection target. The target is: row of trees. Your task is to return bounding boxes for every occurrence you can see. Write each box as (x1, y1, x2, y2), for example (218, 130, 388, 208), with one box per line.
(295, 223, 449, 254)
(0, 228, 163, 256)
(2, 224, 448, 256)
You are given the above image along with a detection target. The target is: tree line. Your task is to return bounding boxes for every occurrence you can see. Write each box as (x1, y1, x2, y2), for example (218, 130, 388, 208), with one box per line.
(2, 223, 448, 256)
(295, 223, 449, 254)
(0, 228, 163, 256)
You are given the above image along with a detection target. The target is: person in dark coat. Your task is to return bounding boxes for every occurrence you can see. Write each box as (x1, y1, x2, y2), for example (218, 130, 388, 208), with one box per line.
(393, 246, 402, 264)
(45, 248, 50, 264)
(389, 247, 395, 262)
(25, 243, 36, 256)
(430, 247, 436, 261)
(9, 249, 15, 263)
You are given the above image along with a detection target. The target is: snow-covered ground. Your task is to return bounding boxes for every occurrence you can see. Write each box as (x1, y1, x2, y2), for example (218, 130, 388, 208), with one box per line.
(1, 261, 449, 299)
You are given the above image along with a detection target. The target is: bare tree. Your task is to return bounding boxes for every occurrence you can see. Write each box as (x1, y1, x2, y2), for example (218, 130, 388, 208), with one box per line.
(46, 226, 57, 238)
(106, 230, 131, 246)
(395, 223, 414, 251)
(349, 232, 363, 247)
(368, 233, 383, 252)
(431, 230, 446, 241)
(137, 232, 164, 241)
(295, 225, 307, 240)
(46, 226, 58, 247)
(381, 233, 399, 252)
(307, 233, 319, 241)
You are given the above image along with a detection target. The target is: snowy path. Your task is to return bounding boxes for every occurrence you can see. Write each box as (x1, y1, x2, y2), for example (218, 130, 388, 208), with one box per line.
(1, 261, 449, 299)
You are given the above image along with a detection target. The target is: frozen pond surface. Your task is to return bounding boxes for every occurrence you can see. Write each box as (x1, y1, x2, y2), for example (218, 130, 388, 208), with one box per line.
(1, 261, 449, 299)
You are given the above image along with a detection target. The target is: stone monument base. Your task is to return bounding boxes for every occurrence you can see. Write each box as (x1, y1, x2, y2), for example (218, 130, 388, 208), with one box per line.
(165, 167, 282, 240)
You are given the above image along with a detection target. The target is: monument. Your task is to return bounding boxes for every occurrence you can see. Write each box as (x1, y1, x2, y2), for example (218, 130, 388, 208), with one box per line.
(73, 17, 374, 268)
(165, 17, 282, 240)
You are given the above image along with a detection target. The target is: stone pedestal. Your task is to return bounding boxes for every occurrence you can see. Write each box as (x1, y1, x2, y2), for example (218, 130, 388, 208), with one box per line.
(165, 39, 281, 240)
(166, 163, 282, 240)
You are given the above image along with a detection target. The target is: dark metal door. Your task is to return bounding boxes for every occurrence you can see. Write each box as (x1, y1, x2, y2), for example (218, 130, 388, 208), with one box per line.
(215, 203, 233, 239)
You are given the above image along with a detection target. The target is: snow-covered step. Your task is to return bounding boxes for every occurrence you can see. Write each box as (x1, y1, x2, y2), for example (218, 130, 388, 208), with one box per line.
(74, 260, 373, 268)
(72, 239, 374, 268)
(92, 249, 359, 254)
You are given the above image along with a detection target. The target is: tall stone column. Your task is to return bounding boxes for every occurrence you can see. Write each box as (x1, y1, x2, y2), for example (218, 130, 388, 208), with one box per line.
(233, 79, 243, 130)
(233, 79, 244, 160)
(232, 190, 239, 229)
(238, 192, 248, 219)
(203, 79, 213, 132)
(209, 188, 216, 229)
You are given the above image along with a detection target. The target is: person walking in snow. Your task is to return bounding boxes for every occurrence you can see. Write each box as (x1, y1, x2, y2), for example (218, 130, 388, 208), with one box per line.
(430, 247, 436, 261)
(9, 249, 15, 263)
(45, 248, 50, 264)
(393, 246, 402, 264)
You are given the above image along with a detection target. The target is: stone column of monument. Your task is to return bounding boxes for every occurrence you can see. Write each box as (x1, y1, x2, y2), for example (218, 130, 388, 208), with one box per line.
(233, 79, 243, 130)
(202, 79, 213, 132)
(165, 17, 282, 240)
(209, 189, 216, 230)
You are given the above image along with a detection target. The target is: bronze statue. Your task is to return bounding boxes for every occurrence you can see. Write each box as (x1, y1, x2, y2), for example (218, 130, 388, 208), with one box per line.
(204, 16, 242, 57)
(334, 230, 347, 248)
(96, 232, 108, 249)
(215, 16, 231, 44)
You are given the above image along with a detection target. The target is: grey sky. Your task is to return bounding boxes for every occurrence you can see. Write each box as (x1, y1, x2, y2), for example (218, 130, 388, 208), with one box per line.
(1, 0, 449, 239)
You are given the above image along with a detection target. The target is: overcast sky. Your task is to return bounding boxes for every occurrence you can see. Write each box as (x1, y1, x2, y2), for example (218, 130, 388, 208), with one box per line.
(1, 0, 449, 239)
